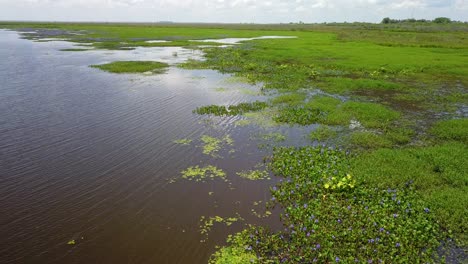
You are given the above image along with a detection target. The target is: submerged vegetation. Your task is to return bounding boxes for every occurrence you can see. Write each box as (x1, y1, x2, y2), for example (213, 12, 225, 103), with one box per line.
(91, 61, 169, 74)
(3, 21, 466, 262)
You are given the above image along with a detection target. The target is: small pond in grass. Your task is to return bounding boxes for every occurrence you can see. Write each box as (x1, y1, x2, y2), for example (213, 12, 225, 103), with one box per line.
(0, 30, 311, 263)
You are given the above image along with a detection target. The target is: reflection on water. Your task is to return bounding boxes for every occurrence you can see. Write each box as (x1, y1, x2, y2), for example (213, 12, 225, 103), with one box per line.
(0, 30, 308, 263)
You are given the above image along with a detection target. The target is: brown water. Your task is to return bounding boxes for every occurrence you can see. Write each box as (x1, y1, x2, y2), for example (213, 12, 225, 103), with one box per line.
(0, 30, 312, 264)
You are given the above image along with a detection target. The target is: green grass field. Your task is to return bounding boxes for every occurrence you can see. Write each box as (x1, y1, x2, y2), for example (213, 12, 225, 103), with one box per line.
(2, 21, 466, 263)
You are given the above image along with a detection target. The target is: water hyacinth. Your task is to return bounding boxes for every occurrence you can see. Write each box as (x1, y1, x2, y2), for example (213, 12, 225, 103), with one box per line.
(210, 146, 442, 263)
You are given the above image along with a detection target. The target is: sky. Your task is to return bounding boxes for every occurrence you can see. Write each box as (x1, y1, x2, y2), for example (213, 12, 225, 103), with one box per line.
(0, 0, 467, 23)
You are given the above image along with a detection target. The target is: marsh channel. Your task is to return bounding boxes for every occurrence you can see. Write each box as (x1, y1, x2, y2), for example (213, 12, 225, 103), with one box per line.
(0, 30, 312, 263)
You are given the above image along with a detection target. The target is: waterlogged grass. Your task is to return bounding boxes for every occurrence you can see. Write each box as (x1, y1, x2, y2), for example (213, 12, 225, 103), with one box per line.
(349, 131, 393, 149)
(181, 165, 226, 182)
(309, 125, 338, 141)
(430, 118, 468, 143)
(212, 147, 442, 263)
(236, 170, 270, 180)
(319, 77, 403, 95)
(90, 61, 169, 74)
(274, 96, 401, 130)
(194, 101, 268, 116)
(352, 142, 468, 243)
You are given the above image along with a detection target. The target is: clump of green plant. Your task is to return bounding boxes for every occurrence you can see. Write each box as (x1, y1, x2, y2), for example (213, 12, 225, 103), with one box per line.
(90, 61, 169, 74)
(201, 135, 233, 157)
(352, 142, 468, 243)
(236, 170, 270, 180)
(209, 230, 258, 264)
(349, 131, 393, 149)
(213, 147, 442, 263)
(181, 165, 226, 182)
(173, 138, 192, 145)
(194, 101, 268, 116)
(430, 118, 468, 143)
(271, 93, 307, 106)
(309, 125, 338, 141)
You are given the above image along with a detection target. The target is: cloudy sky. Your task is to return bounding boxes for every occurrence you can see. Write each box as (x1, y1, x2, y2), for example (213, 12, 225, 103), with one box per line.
(0, 0, 466, 23)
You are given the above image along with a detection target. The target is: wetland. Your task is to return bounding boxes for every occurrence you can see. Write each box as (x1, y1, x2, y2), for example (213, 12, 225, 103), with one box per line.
(0, 22, 467, 263)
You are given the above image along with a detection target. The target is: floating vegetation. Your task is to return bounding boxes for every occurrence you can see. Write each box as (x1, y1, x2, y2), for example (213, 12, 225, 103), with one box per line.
(90, 61, 169, 74)
(199, 214, 244, 242)
(212, 146, 442, 263)
(173, 138, 192, 145)
(181, 165, 226, 182)
(201, 135, 233, 157)
(251, 201, 272, 218)
(236, 170, 270, 180)
(194, 101, 268, 116)
(214, 87, 228, 92)
(67, 240, 76, 245)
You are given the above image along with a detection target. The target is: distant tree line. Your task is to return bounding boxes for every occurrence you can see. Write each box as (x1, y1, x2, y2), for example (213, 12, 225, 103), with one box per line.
(381, 17, 454, 24)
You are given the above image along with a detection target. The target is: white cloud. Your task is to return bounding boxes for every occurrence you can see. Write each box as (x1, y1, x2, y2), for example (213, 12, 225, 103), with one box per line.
(0, 0, 466, 22)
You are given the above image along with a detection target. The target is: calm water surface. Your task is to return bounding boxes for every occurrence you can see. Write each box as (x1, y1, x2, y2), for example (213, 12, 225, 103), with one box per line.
(0, 30, 310, 263)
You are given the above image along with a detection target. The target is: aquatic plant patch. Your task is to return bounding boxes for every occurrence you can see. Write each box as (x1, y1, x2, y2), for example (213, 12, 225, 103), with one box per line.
(236, 170, 270, 181)
(90, 61, 169, 74)
(173, 138, 192, 145)
(200, 135, 233, 157)
(194, 101, 268, 116)
(211, 146, 442, 263)
(181, 165, 226, 182)
(199, 214, 244, 242)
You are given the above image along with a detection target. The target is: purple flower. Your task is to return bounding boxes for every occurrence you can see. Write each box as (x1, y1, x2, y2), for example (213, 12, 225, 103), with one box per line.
(272, 186, 277, 191)
(347, 206, 351, 210)
(315, 219, 319, 223)
(316, 244, 321, 249)
(304, 204, 308, 209)
(303, 227, 307, 231)
(368, 260, 373, 264)
(306, 232, 310, 237)
(337, 219, 342, 224)
(313, 258, 317, 262)
(424, 208, 430, 213)
(336, 257, 340, 262)
(396, 243, 401, 247)
(379, 228, 384, 232)
(393, 214, 398, 218)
